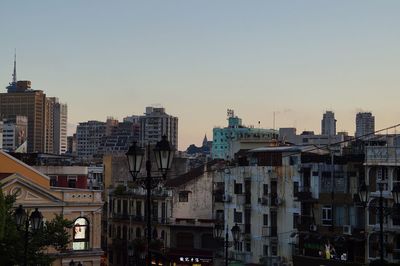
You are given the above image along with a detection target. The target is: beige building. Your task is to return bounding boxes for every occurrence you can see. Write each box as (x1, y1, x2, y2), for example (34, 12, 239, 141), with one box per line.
(0, 150, 104, 265)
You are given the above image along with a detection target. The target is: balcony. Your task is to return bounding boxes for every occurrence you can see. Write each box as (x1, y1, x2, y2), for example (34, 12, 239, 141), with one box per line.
(366, 146, 400, 165)
(294, 187, 317, 203)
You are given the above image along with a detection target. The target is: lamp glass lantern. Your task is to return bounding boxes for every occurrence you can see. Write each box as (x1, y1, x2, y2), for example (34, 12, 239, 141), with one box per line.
(358, 182, 369, 206)
(126, 142, 145, 180)
(30, 208, 43, 230)
(231, 223, 241, 242)
(154, 135, 174, 177)
(14, 205, 27, 228)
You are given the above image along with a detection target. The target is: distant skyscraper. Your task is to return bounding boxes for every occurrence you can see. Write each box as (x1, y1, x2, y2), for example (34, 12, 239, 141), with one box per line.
(0, 84, 46, 153)
(139, 106, 178, 149)
(321, 111, 336, 136)
(51, 98, 68, 154)
(355, 112, 375, 138)
(1, 55, 67, 153)
(76, 121, 106, 159)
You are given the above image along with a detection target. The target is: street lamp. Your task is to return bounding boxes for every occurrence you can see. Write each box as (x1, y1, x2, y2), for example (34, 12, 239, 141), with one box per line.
(14, 205, 43, 266)
(126, 136, 174, 266)
(214, 223, 241, 266)
(357, 182, 400, 264)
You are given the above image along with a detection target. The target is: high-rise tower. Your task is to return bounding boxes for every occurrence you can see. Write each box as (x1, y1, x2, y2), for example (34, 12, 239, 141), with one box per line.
(355, 112, 375, 138)
(321, 111, 336, 136)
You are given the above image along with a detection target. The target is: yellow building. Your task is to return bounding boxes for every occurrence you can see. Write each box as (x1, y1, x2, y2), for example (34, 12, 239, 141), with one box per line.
(0, 150, 104, 266)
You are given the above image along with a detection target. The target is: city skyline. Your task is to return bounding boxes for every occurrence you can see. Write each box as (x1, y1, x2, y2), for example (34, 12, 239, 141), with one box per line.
(2, 1, 400, 150)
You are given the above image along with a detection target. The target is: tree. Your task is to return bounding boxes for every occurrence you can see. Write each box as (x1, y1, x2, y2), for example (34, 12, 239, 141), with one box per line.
(0, 191, 73, 265)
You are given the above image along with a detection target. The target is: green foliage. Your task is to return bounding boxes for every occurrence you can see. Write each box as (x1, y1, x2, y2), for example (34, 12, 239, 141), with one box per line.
(0, 194, 73, 265)
(0, 188, 6, 240)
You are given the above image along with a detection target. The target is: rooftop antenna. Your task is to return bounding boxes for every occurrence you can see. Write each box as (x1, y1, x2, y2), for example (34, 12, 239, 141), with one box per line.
(12, 49, 17, 83)
(273, 111, 276, 130)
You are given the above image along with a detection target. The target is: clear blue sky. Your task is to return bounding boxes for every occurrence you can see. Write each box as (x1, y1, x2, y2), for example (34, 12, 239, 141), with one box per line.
(1, 1, 400, 150)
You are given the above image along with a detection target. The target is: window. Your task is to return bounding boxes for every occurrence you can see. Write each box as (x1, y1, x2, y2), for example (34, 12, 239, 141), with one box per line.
(245, 241, 251, 252)
(136, 227, 141, 238)
(293, 182, 299, 194)
(136, 201, 142, 218)
(293, 213, 299, 229)
(263, 184, 268, 195)
(216, 210, 224, 222)
(179, 191, 189, 202)
(263, 214, 268, 226)
(50, 175, 57, 186)
(234, 209, 242, 223)
(68, 176, 77, 188)
(263, 245, 269, 256)
(73, 217, 89, 250)
(322, 205, 332, 225)
(234, 182, 243, 194)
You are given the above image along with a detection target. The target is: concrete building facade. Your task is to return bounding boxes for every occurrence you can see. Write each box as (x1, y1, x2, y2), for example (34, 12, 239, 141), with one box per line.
(139, 107, 178, 149)
(76, 121, 106, 159)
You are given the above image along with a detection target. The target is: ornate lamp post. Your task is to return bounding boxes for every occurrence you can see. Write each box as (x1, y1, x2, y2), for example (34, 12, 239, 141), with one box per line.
(126, 136, 174, 266)
(14, 205, 43, 266)
(357, 182, 400, 264)
(214, 223, 241, 266)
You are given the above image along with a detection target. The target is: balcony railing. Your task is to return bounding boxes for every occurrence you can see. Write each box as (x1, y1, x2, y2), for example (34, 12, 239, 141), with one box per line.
(366, 146, 400, 164)
(294, 187, 317, 202)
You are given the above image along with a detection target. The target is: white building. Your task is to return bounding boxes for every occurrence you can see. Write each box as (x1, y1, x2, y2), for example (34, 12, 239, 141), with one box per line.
(214, 147, 301, 265)
(53, 98, 68, 154)
(1, 115, 27, 152)
(321, 111, 336, 136)
(355, 112, 375, 138)
(365, 135, 400, 263)
(139, 106, 178, 149)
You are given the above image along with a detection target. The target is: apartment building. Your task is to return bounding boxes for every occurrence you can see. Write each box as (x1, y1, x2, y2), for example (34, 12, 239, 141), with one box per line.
(139, 106, 178, 149)
(212, 110, 278, 160)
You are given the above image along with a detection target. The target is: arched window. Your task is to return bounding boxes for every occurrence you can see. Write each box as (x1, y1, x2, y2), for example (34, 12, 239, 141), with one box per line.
(160, 230, 165, 240)
(73, 217, 89, 250)
(136, 227, 141, 238)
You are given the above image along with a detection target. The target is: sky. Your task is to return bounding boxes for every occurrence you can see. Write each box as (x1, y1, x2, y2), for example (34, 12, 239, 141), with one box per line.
(1, 1, 400, 150)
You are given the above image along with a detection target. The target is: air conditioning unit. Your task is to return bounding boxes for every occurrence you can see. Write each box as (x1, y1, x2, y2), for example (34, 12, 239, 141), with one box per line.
(309, 224, 317, 231)
(223, 194, 232, 202)
(343, 225, 352, 235)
